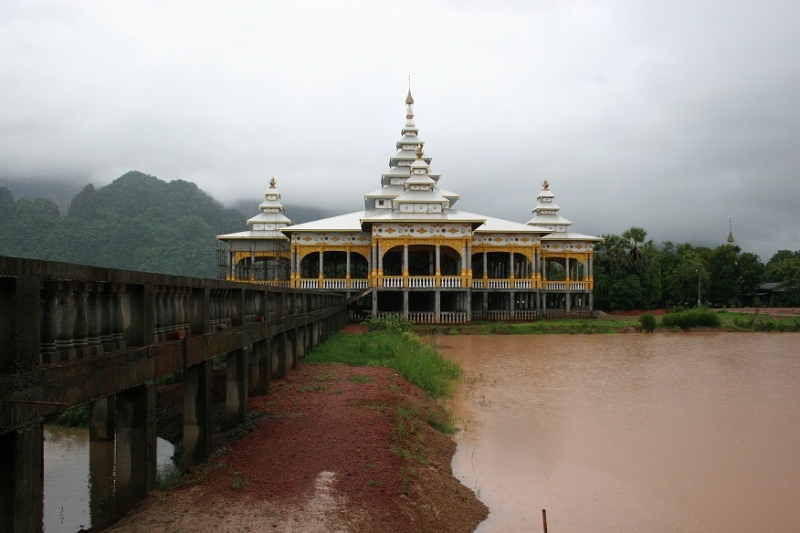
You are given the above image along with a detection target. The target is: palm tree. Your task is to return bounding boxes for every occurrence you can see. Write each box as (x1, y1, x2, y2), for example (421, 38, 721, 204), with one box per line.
(622, 227, 650, 268)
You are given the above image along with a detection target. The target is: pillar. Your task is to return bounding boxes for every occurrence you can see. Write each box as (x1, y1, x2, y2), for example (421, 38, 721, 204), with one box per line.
(291, 326, 306, 364)
(435, 245, 441, 276)
(183, 361, 212, 472)
(115, 383, 156, 516)
(372, 290, 378, 316)
(403, 244, 409, 278)
(319, 252, 324, 283)
(346, 250, 351, 280)
(284, 332, 294, 373)
(225, 349, 248, 429)
(434, 291, 441, 323)
(249, 340, 268, 396)
(89, 396, 116, 528)
(0, 423, 44, 533)
(403, 290, 409, 316)
(274, 334, 286, 379)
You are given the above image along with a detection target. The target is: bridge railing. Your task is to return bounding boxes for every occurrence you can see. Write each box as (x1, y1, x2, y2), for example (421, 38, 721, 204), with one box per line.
(0, 255, 348, 532)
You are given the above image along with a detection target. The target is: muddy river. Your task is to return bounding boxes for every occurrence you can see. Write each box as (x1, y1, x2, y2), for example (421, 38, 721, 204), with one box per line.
(436, 333, 800, 533)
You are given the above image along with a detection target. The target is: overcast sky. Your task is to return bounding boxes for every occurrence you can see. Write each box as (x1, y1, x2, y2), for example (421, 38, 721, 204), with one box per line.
(2, 0, 799, 261)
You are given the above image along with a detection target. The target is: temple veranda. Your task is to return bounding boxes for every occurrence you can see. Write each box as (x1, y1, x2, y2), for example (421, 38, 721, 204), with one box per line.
(217, 90, 602, 324)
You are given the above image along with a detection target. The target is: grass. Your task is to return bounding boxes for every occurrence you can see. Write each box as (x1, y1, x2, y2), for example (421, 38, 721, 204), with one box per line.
(415, 310, 800, 334)
(306, 331, 461, 399)
(415, 317, 640, 336)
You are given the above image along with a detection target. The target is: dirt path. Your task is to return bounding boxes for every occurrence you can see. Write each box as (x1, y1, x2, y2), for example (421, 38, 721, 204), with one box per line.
(107, 362, 487, 533)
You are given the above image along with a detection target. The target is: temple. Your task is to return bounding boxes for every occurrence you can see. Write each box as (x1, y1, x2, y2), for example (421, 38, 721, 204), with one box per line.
(217, 90, 602, 323)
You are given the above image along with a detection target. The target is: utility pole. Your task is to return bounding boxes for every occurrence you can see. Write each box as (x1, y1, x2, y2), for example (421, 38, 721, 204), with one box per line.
(697, 268, 702, 308)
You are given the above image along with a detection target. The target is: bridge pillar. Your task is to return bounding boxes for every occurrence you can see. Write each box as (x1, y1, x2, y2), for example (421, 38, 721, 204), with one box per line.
(273, 333, 286, 379)
(90, 396, 116, 528)
(249, 340, 270, 396)
(225, 349, 248, 428)
(182, 361, 212, 472)
(291, 328, 302, 368)
(115, 382, 156, 516)
(0, 423, 44, 533)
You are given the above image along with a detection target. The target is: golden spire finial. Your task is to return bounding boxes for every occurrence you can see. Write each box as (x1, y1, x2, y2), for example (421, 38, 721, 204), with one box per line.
(269, 176, 277, 189)
(727, 218, 734, 245)
(406, 76, 414, 105)
(542, 179, 549, 191)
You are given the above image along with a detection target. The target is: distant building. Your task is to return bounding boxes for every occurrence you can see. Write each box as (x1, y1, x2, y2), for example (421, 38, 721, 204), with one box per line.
(217, 90, 602, 323)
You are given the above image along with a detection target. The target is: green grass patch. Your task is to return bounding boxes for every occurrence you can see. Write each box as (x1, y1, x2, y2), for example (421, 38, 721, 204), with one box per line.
(417, 317, 639, 336)
(307, 331, 461, 399)
(661, 308, 721, 329)
(348, 373, 372, 384)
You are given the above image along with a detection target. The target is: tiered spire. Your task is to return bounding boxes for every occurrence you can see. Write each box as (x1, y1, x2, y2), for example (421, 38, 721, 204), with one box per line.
(526, 180, 572, 233)
(247, 176, 291, 233)
(392, 144, 448, 214)
(363, 88, 460, 211)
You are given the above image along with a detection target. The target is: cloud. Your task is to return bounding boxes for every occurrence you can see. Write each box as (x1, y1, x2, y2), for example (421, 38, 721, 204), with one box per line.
(1, 0, 798, 261)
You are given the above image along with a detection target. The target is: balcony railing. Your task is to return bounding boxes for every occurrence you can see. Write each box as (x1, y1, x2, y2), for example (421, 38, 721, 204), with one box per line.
(299, 279, 369, 290)
(378, 312, 469, 324)
(297, 277, 590, 291)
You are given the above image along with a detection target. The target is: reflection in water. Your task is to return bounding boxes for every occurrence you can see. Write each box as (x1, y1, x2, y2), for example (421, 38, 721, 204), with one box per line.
(437, 333, 800, 533)
(44, 426, 177, 533)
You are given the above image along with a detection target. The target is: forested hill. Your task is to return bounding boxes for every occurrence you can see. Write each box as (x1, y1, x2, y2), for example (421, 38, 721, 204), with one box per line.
(0, 171, 245, 278)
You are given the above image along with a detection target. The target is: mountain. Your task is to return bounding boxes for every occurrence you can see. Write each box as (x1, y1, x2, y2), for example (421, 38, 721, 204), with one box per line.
(0, 171, 245, 278)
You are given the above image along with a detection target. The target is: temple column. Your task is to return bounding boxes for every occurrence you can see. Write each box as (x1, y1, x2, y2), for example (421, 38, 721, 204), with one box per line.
(483, 252, 488, 282)
(346, 250, 351, 281)
(403, 244, 409, 284)
(403, 290, 409, 316)
(434, 291, 441, 323)
(435, 244, 441, 282)
(318, 252, 324, 286)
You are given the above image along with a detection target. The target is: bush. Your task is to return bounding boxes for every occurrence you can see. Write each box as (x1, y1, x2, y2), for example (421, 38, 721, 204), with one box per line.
(661, 309, 720, 329)
(361, 315, 413, 335)
(639, 313, 657, 332)
(51, 405, 89, 427)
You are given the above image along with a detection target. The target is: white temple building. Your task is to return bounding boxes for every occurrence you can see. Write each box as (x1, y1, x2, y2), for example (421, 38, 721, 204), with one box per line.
(217, 90, 601, 323)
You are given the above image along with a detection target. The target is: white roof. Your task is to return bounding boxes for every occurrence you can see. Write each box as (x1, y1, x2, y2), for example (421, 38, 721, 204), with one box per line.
(217, 230, 289, 240)
(542, 232, 604, 242)
(283, 211, 366, 232)
(526, 213, 573, 226)
(475, 216, 553, 234)
(247, 212, 291, 224)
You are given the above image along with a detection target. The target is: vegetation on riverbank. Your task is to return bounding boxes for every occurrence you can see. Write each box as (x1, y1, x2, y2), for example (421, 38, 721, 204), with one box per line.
(414, 309, 800, 335)
(306, 324, 461, 399)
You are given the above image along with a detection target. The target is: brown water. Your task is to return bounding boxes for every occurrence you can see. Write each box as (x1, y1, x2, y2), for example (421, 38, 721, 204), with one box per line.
(44, 426, 177, 532)
(435, 333, 800, 533)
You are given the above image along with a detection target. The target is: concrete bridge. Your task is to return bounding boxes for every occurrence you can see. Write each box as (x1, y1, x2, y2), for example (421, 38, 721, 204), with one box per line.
(0, 255, 348, 532)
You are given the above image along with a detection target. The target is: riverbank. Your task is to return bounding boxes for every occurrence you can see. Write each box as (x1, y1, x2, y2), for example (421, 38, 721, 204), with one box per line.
(106, 359, 487, 533)
(415, 307, 800, 335)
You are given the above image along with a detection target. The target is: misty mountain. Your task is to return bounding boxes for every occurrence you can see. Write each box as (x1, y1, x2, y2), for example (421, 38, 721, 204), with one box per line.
(0, 171, 245, 278)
